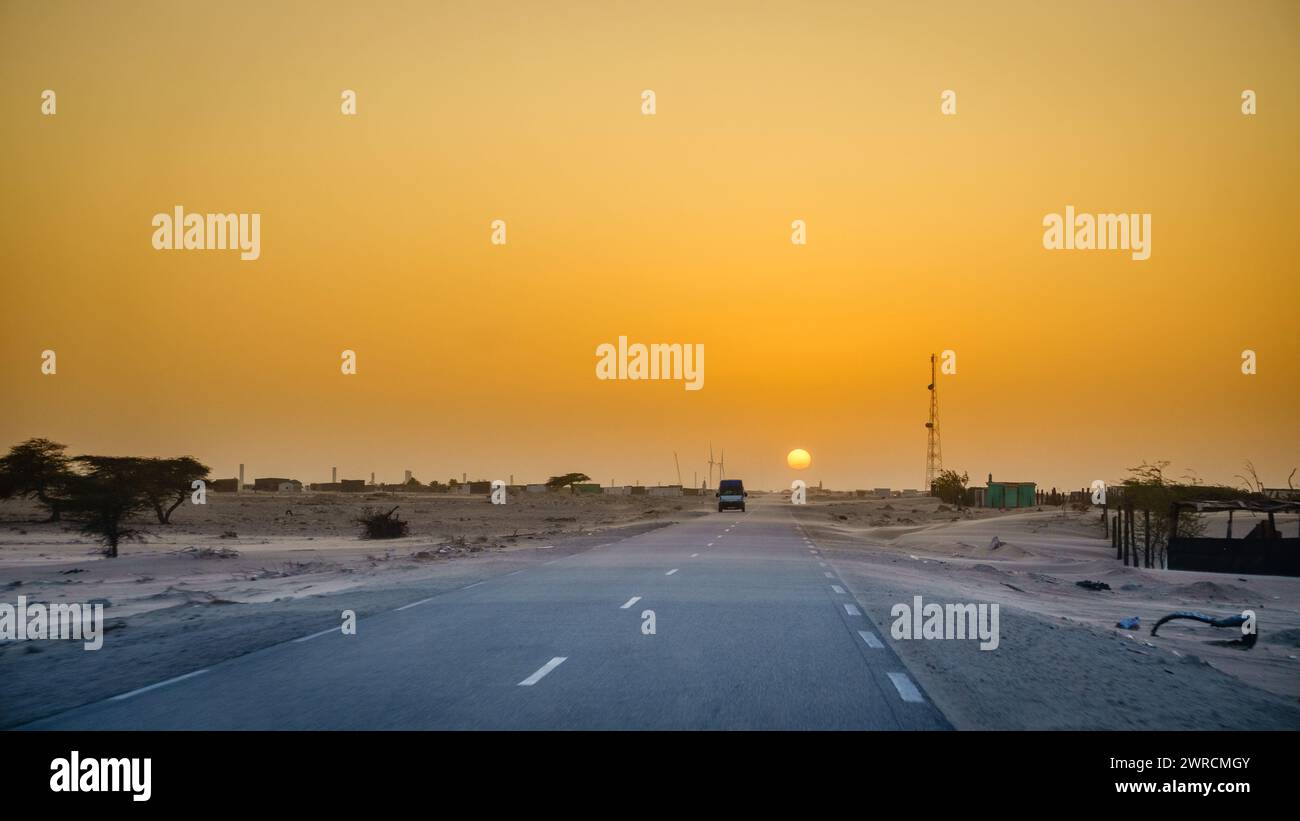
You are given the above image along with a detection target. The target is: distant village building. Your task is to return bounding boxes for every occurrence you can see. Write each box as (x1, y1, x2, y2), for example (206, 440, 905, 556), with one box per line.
(211, 478, 239, 493)
(253, 477, 301, 492)
(873, 488, 891, 499)
(647, 485, 682, 497)
(340, 479, 366, 493)
(526, 484, 549, 493)
(981, 475, 1036, 509)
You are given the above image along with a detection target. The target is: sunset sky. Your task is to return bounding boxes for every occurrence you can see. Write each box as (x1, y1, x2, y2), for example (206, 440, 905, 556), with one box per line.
(2, 1, 1297, 491)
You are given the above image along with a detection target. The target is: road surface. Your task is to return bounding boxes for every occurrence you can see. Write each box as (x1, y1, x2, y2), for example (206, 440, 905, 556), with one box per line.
(24, 499, 950, 730)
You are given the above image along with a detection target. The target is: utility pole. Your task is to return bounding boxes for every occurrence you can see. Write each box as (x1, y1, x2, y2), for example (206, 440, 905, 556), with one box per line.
(925, 353, 943, 493)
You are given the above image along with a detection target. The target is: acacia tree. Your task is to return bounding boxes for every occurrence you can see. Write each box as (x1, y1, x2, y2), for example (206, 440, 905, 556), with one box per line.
(0, 438, 73, 521)
(1120, 461, 1232, 567)
(63, 456, 150, 558)
(136, 456, 210, 524)
(546, 473, 591, 494)
(930, 469, 969, 508)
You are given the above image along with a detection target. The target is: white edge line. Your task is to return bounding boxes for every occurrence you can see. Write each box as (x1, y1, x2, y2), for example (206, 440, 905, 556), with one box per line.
(293, 627, 339, 643)
(888, 671, 926, 703)
(396, 597, 434, 611)
(518, 656, 567, 686)
(110, 669, 209, 701)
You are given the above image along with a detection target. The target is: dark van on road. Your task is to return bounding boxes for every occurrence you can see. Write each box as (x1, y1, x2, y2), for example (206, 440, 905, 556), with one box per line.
(717, 479, 747, 512)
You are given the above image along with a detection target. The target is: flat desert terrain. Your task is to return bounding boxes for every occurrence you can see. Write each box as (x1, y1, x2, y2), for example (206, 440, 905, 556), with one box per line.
(2, 490, 1297, 729)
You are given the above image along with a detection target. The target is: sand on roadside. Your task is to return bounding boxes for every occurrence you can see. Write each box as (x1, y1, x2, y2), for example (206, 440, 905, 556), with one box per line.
(796, 496, 1300, 729)
(0, 490, 710, 727)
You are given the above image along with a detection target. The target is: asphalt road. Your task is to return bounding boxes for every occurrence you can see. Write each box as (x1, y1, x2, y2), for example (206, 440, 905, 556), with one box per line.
(24, 499, 950, 730)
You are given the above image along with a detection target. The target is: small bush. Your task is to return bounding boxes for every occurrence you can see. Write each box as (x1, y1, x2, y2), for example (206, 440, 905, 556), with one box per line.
(356, 506, 409, 539)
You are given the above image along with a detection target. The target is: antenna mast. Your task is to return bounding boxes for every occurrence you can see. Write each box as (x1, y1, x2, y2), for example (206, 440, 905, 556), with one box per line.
(925, 353, 943, 492)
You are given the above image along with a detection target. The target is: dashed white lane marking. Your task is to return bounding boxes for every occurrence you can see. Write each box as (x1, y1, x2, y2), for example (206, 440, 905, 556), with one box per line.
(831, 585, 845, 594)
(507, 569, 524, 576)
(858, 630, 884, 649)
(621, 596, 642, 609)
(844, 603, 861, 616)
(690, 553, 699, 558)
(462, 581, 484, 590)
(666, 568, 679, 576)
(707, 542, 714, 547)
(518, 657, 567, 686)
(111, 670, 209, 701)
(824, 572, 834, 578)
(818, 562, 827, 567)
(294, 626, 340, 643)
(887, 671, 926, 703)
(396, 597, 435, 611)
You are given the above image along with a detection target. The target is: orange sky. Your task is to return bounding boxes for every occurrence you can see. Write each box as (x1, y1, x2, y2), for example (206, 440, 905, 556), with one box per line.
(2, 0, 1297, 491)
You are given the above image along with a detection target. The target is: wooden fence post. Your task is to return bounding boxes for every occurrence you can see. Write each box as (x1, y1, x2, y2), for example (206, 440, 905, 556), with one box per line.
(1143, 509, 1151, 568)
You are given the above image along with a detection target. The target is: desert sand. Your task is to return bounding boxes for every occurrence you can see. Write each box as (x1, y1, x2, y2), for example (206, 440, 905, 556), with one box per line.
(796, 496, 1300, 729)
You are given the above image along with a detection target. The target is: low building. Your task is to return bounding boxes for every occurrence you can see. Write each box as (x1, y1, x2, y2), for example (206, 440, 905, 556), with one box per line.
(211, 478, 239, 493)
(983, 475, 1036, 509)
(648, 485, 682, 497)
(873, 488, 891, 499)
(526, 484, 549, 493)
(340, 479, 366, 493)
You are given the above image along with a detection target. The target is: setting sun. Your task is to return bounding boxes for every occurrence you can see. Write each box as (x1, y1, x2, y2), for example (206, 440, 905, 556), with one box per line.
(787, 449, 811, 470)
